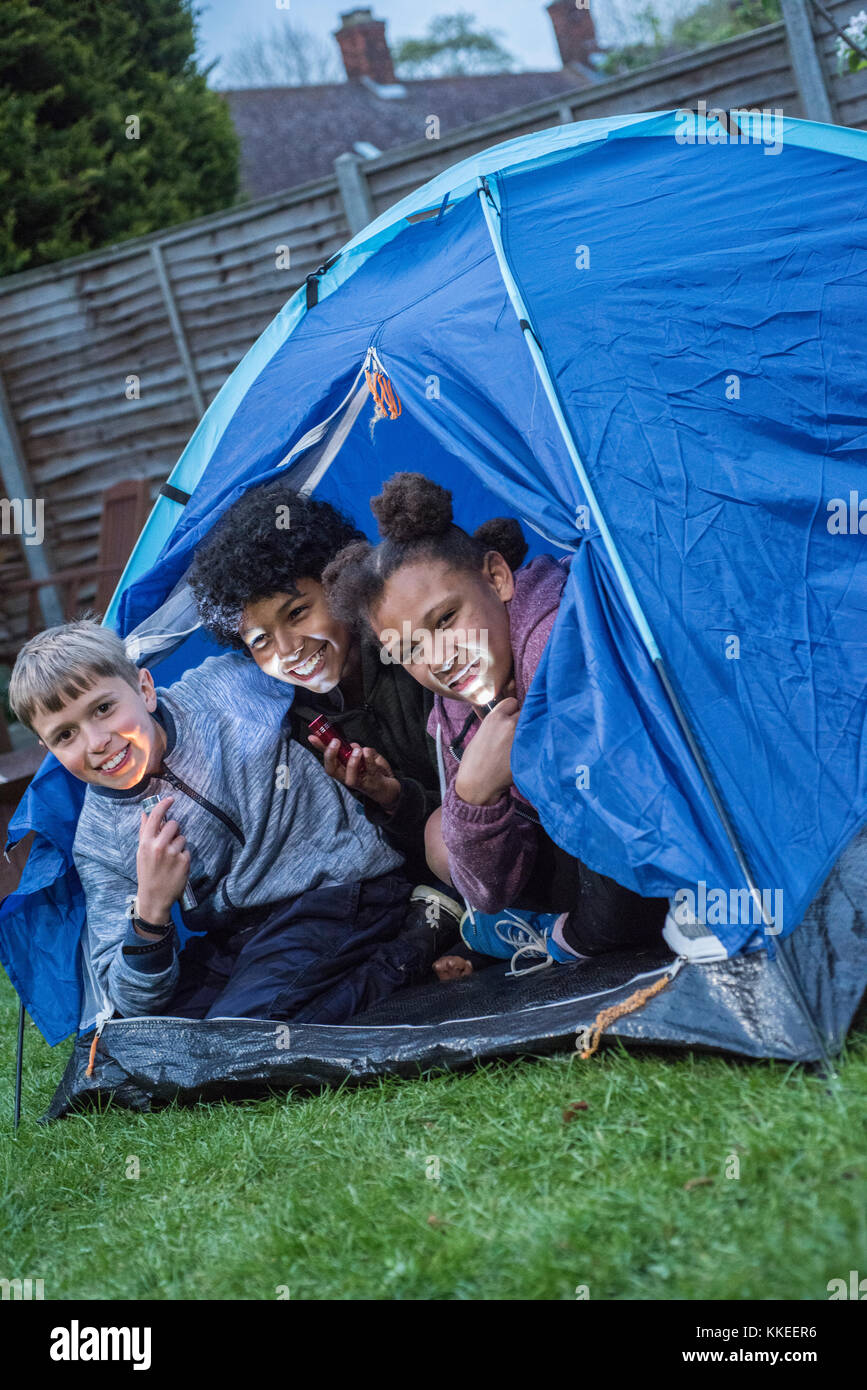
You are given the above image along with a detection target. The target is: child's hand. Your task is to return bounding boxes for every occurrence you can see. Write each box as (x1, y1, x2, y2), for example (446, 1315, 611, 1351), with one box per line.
(308, 735, 401, 813)
(454, 697, 519, 806)
(135, 796, 190, 926)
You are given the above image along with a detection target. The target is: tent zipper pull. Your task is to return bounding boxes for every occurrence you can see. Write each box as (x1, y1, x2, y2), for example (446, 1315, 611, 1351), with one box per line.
(363, 346, 402, 421)
(85, 1005, 113, 1078)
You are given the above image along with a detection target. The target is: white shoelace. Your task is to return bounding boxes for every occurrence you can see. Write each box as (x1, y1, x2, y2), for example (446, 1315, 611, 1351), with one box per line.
(493, 911, 555, 978)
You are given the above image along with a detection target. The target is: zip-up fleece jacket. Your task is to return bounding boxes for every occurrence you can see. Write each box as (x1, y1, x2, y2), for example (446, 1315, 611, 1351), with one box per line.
(72, 653, 403, 1019)
(429, 554, 571, 913)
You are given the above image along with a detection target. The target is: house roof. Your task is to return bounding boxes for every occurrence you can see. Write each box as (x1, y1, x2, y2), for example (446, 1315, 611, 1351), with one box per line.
(223, 69, 596, 197)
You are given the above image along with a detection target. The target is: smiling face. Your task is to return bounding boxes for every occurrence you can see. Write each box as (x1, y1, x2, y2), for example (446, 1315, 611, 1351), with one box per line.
(240, 580, 355, 694)
(371, 554, 515, 706)
(31, 669, 166, 790)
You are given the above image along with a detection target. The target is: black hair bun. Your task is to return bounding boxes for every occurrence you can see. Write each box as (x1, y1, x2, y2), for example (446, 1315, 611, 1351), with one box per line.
(473, 516, 528, 571)
(371, 472, 453, 543)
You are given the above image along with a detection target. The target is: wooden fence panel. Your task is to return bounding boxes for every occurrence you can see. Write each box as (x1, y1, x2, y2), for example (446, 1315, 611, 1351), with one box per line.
(0, 14, 865, 646)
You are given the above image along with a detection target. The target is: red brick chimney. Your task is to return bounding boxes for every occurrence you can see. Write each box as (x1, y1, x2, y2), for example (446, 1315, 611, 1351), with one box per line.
(335, 8, 396, 85)
(546, 0, 598, 69)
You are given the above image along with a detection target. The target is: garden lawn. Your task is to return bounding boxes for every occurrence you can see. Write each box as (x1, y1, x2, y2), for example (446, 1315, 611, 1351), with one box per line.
(2, 970, 866, 1301)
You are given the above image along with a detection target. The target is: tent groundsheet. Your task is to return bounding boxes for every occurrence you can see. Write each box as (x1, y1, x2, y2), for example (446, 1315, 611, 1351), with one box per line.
(44, 823, 867, 1118)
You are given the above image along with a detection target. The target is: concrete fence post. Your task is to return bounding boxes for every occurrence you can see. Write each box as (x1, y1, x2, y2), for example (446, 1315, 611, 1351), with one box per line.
(781, 0, 835, 122)
(0, 367, 62, 627)
(150, 244, 205, 419)
(335, 152, 376, 235)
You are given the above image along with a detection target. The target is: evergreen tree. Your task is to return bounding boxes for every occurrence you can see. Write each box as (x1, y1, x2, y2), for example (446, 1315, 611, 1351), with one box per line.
(0, 0, 239, 276)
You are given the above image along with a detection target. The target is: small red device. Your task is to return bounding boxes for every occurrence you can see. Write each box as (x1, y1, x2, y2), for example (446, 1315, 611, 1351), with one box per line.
(308, 715, 366, 774)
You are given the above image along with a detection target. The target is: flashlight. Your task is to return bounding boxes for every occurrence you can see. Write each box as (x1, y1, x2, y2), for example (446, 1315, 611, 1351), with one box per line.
(141, 794, 197, 910)
(480, 694, 506, 715)
(308, 716, 366, 774)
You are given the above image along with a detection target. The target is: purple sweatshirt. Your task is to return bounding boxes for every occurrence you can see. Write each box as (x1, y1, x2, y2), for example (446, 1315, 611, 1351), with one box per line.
(428, 553, 571, 912)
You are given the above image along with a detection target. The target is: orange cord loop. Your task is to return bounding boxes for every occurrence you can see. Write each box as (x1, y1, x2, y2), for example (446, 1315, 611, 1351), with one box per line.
(364, 367, 402, 420)
(85, 1031, 99, 1078)
(580, 970, 675, 1059)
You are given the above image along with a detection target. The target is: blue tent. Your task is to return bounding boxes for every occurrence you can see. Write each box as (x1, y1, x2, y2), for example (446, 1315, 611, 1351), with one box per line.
(3, 110, 867, 1090)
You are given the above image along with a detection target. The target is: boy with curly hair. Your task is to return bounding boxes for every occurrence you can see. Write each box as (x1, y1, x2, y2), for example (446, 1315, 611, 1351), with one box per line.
(188, 481, 466, 971)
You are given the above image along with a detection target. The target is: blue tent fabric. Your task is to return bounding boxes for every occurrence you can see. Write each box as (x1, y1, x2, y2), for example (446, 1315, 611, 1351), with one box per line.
(2, 764, 87, 1043)
(500, 135, 867, 945)
(3, 111, 866, 1047)
(516, 541, 746, 900)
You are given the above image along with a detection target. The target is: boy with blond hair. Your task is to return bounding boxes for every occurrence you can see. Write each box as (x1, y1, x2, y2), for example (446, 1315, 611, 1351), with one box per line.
(9, 620, 456, 1023)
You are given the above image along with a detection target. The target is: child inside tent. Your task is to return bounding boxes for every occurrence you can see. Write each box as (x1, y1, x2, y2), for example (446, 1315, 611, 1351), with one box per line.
(187, 482, 443, 887)
(8, 620, 461, 1025)
(324, 472, 668, 974)
(188, 480, 469, 978)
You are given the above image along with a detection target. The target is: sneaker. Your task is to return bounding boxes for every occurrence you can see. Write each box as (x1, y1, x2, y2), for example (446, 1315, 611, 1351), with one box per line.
(459, 907, 577, 977)
(401, 885, 464, 959)
(661, 900, 728, 962)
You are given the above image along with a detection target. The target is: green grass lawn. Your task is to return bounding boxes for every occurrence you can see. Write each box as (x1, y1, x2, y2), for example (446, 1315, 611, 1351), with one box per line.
(2, 971, 866, 1301)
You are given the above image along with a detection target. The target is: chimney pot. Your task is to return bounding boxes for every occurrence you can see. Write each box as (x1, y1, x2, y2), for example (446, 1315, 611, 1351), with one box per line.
(546, 0, 598, 69)
(336, 8, 396, 85)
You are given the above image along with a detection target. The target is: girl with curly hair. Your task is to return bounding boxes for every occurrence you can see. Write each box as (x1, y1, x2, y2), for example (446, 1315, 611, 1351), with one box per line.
(324, 473, 668, 971)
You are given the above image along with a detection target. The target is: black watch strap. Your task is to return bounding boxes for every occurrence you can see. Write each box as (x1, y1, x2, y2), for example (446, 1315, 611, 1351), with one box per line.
(124, 915, 174, 956)
(134, 910, 172, 932)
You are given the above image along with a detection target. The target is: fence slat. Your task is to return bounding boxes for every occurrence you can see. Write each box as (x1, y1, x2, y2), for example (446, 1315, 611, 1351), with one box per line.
(0, 19, 864, 646)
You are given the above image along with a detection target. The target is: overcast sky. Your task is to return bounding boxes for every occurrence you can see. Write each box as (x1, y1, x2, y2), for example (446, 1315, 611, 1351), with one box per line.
(194, 0, 696, 85)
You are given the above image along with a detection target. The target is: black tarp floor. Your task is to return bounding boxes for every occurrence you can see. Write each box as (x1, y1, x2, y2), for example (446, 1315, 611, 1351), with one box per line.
(41, 940, 845, 1121)
(35, 824, 867, 1119)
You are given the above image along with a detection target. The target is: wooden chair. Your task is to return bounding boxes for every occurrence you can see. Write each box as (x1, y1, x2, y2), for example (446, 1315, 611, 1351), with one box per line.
(4, 477, 151, 640)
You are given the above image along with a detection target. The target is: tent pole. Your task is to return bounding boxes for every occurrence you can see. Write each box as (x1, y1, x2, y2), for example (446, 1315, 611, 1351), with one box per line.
(477, 175, 835, 1071)
(14, 1003, 25, 1131)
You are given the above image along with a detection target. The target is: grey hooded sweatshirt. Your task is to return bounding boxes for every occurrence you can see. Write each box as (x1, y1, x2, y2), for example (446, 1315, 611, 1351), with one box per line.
(72, 653, 403, 1018)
